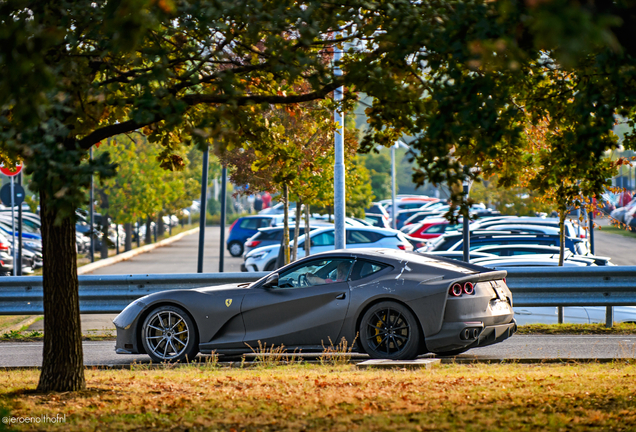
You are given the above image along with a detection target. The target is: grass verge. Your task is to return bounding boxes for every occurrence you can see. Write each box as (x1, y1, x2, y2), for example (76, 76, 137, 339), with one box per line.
(1, 363, 636, 431)
(517, 323, 636, 335)
(597, 224, 636, 238)
(1, 331, 115, 342)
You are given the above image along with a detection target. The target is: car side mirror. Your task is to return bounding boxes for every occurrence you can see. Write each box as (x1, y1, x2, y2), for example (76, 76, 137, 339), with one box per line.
(263, 273, 279, 289)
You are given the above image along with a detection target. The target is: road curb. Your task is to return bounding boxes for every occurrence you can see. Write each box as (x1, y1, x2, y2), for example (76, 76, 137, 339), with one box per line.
(78, 227, 200, 275)
(0, 316, 42, 334)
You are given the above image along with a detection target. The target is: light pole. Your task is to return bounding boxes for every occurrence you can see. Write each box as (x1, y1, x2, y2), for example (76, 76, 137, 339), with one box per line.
(462, 179, 473, 262)
(333, 34, 346, 249)
(390, 140, 409, 229)
(197, 144, 209, 273)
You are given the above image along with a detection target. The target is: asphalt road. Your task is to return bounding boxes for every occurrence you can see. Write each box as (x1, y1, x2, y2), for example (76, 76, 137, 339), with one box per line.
(2, 335, 635, 367)
(87, 225, 243, 274)
(591, 218, 636, 266)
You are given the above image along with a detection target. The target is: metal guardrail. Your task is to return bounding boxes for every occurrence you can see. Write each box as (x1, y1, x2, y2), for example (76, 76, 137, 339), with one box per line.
(0, 267, 635, 320)
(503, 266, 636, 307)
(0, 273, 268, 315)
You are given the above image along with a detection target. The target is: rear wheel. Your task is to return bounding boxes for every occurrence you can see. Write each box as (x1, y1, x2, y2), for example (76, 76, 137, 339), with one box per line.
(141, 305, 198, 363)
(359, 301, 421, 360)
(228, 241, 243, 257)
(264, 260, 277, 272)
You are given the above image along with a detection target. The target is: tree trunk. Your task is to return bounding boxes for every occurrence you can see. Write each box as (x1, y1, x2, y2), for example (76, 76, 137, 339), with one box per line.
(145, 217, 152, 244)
(157, 211, 165, 238)
(292, 200, 301, 261)
(36, 190, 86, 392)
(100, 214, 109, 260)
(124, 222, 132, 251)
(305, 203, 311, 256)
(558, 210, 566, 267)
(282, 184, 290, 265)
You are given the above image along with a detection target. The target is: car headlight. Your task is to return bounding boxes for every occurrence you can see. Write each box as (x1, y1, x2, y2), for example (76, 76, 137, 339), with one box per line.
(249, 250, 269, 261)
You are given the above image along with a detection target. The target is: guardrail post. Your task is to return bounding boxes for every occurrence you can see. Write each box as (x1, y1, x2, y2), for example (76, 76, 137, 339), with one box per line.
(557, 306, 563, 324)
(606, 306, 614, 328)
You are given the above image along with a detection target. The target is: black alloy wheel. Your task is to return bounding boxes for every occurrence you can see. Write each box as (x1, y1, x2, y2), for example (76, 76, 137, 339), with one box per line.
(359, 301, 421, 360)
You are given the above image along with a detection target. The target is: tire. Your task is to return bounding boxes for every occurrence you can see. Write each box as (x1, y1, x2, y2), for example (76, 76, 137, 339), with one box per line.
(141, 305, 199, 363)
(359, 301, 421, 360)
(264, 260, 277, 272)
(228, 241, 243, 257)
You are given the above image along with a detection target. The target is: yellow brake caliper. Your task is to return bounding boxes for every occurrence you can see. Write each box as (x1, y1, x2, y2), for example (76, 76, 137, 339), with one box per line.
(177, 322, 187, 343)
(375, 314, 386, 344)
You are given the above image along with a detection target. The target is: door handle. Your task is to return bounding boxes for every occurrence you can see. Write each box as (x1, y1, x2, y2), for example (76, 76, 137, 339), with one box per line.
(335, 293, 346, 300)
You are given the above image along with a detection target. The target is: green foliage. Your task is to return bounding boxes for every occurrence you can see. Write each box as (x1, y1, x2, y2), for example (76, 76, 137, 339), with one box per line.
(94, 133, 199, 224)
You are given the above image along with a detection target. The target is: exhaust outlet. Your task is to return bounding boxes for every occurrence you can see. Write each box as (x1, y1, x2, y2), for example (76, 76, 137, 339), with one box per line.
(463, 329, 470, 340)
(472, 328, 479, 339)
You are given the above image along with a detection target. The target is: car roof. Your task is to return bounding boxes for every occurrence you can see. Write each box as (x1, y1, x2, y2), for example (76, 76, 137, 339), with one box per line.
(308, 248, 485, 274)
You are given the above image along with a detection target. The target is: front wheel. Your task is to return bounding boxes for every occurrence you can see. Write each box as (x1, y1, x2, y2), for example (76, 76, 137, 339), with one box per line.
(228, 241, 243, 257)
(141, 305, 199, 363)
(359, 301, 421, 360)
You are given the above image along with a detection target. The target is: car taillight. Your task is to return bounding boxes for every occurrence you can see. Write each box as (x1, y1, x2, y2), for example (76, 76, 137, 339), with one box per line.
(246, 240, 261, 247)
(503, 278, 506, 284)
(463, 282, 474, 295)
(228, 220, 238, 232)
(397, 245, 406, 250)
(450, 283, 463, 297)
(0, 243, 8, 251)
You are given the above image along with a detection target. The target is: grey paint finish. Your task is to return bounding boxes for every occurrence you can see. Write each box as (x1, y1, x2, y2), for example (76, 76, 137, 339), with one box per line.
(114, 249, 515, 359)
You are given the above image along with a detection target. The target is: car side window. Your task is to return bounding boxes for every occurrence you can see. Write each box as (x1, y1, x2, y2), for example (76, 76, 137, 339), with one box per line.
(259, 218, 272, 228)
(277, 258, 354, 289)
(240, 218, 261, 230)
(346, 230, 374, 244)
(424, 224, 446, 234)
(350, 260, 389, 281)
(311, 232, 335, 247)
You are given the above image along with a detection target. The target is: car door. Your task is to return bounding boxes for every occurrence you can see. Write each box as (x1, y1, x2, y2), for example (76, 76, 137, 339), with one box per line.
(241, 258, 353, 348)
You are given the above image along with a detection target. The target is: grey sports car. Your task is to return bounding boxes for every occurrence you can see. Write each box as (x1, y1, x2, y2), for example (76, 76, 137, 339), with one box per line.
(113, 249, 516, 362)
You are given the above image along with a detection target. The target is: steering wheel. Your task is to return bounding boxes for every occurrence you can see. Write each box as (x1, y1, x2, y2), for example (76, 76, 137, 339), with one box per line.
(298, 273, 309, 287)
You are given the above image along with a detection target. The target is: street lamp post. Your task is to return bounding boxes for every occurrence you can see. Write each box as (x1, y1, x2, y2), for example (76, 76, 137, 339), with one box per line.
(333, 34, 346, 250)
(390, 141, 409, 229)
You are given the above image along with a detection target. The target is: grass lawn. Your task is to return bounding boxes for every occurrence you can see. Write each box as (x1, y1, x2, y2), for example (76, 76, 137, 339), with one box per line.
(516, 323, 636, 335)
(2, 362, 636, 431)
(596, 224, 636, 238)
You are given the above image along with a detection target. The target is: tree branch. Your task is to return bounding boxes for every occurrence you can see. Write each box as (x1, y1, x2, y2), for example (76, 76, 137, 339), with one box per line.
(77, 80, 342, 149)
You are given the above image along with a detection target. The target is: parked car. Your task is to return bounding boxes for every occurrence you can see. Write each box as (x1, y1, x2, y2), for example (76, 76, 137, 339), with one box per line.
(114, 249, 516, 362)
(364, 213, 391, 229)
(610, 197, 636, 224)
(419, 231, 588, 255)
(243, 226, 414, 272)
(227, 215, 284, 257)
(243, 226, 317, 257)
(402, 218, 463, 240)
(472, 217, 580, 238)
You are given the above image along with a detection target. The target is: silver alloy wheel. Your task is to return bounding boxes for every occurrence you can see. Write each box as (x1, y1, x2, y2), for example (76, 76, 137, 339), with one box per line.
(229, 242, 243, 257)
(144, 310, 190, 361)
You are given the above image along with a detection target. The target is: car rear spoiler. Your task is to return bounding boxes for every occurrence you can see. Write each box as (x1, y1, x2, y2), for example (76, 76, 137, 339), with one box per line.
(451, 270, 507, 285)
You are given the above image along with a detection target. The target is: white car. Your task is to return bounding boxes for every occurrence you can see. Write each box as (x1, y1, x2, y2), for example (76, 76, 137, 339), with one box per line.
(242, 226, 413, 272)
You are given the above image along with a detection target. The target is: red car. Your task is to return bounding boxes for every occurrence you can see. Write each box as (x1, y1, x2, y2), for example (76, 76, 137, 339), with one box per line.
(404, 218, 461, 240)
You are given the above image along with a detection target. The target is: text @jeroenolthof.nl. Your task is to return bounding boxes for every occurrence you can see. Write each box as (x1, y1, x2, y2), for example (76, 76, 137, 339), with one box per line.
(3, 414, 66, 425)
